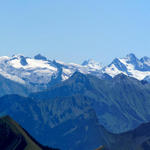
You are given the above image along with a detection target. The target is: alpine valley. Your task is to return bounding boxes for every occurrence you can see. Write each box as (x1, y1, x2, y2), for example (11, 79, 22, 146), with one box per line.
(1, 53, 150, 150)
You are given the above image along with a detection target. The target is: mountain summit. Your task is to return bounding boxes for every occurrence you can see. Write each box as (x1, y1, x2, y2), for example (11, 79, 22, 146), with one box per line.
(103, 53, 150, 80)
(82, 59, 102, 70)
(34, 54, 47, 61)
(0, 53, 150, 96)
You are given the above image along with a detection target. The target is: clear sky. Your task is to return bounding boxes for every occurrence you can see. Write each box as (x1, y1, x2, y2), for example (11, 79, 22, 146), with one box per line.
(0, 0, 150, 65)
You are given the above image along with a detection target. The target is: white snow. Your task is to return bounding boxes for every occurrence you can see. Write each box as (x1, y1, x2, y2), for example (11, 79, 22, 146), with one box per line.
(1, 53, 150, 86)
(104, 56, 150, 80)
(0, 56, 10, 61)
(104, 64, 126, 77)
(119, 58, 150, 80)
(0, 68, 25, 84)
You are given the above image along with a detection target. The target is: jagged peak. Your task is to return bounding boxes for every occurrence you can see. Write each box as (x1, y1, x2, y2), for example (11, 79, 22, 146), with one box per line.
(126, 53, 136, 58)
(113, 73, 139, 84)
(82, 59, 96, 65)
(34, 54, 47, 61)
(82, 59, 102, 70)
(12, 54, 25, 58)
(140, 56, 150, 63)
(125, 53, 138, 61)
(11, 54, 28, 66)
(82, 59, 101, 65)
(141, 56, 150, 60)
(68, 71, 89, 82)
(113, 73, 128, 80)
(70, 71, 86, 78)
(110, 57, 121, 64)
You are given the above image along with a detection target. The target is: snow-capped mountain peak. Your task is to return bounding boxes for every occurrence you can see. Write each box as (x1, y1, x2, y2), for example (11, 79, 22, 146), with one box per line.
(1, 53, 150, 92)
(125, 53, 144, 68)
(126, 53, 137, 61)
(82, 59, 102, 70)
(34, 54, 47, 61)
(12, 54, 26, 59)
(11, 54, 28, 66)
(103, 53, 150, 80)
(82, 59, 95, 65)
(0, 56, 10, 62)
(0, 54, 104, 91)
(140, 56, 150, 66)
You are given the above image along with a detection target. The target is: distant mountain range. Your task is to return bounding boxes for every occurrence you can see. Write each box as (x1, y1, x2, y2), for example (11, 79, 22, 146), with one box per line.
(1, 53, 150, 149)
(0, 54, 102, 91)
(30, 72, 150, 133)
(1, 72, 150, 149)
(0, 53, 150, 96)
(104, 53, 150, 80)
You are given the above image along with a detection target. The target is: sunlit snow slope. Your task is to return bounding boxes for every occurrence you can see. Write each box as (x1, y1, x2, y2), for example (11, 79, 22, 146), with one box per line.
(1, 53, 150, 92)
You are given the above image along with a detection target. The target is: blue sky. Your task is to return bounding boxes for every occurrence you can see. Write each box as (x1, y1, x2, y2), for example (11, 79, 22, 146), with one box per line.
(0, 0, 150, 65)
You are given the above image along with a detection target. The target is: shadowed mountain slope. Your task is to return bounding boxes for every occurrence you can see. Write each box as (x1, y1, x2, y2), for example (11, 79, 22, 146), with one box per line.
(100, 121, 150, 150)
(2, 72, 150, 149)
(0, 94, 112, 150)
(0, 74, 29, 97)
(30, 72, 150, 133)
(0, 115, 59, 150)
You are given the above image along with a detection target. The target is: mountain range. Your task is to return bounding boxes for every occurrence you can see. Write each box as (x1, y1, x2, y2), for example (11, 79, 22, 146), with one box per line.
(1, 53, 150, 149)
(0, 53, 150, 97)
(1, 71, 150, 149)
(1, 115, 150, 150)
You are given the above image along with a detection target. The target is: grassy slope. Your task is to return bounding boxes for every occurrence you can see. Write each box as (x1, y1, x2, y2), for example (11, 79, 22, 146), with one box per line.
(0, 115, 42, 150)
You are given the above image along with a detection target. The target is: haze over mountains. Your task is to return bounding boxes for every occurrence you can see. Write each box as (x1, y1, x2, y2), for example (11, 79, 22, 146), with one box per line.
(1, 53, 150, 150)
(0, 53, 150, 96)
(1, 71, 150, 149)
